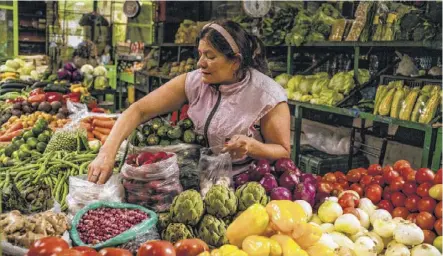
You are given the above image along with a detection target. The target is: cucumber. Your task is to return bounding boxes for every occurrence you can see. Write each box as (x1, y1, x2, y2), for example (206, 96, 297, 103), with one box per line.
(1, 83, 28, 89)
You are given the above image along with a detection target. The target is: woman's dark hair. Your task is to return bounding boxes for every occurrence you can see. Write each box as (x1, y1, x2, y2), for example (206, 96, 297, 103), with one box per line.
(198, 20, 269, 77)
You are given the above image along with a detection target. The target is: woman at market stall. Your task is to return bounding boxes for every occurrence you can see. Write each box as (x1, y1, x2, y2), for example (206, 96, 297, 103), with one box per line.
(88, 20, 291, 184)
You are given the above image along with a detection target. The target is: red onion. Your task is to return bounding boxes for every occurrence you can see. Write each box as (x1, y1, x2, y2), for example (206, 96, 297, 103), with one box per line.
(274, 158, 297, 176)
(259, 174, 278, 193)
(278, 170, 300, 191)
(293, 182, 316, 207)
(234, 173, 250, 188)
(270, 187, 292, 200)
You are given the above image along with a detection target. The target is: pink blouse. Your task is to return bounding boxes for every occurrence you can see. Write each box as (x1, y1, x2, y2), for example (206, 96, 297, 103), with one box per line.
(185, 68, 287, 158)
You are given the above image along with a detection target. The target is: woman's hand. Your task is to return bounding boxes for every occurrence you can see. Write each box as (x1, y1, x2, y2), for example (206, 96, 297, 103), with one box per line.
(221, 135, 254, 160)
(87, 152, 115, 184)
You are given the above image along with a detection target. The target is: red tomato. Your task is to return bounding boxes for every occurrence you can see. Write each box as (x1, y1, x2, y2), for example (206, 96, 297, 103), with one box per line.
(371, 175, 385, 186)
(416, 212, 436, 230)
(365, 184, 383, 204)
(350, 183, 364, 197)
(417, 182, 433, 198)
(434, 169, 442, 184)
(416, 168, 435, 184)
(334, 171, 347, 182)
(137, 241, 176, 256)
(346, 169, 362, 183)
(337, 179, 349, 190)
(392, 207, 409, 219)
(338, 193, 359, 208)
(323, 173, 337, 183)
(405, 170, 417, 182)
(435, 218, 442, 236)
(360, 175, 373, 188)
(358, 168, 368, 176)
(435, 201, 442, 219)
(407, 213, 419, 224)
(391, 192, 406, 207)
(331, 183, 344, 196)
(367, 164, 383, 176)
(343, 207, 361, 219)
(318, 181, 333, 194)
(400, 167, 415, 180)
(174, 239, 209, 256)
(390, 176, 405, 191)
(378, 200, 394, 213)
(99, 249, 132, 256)
(383, 186, 392, 201)
(417, 197, 437, 213)
(28, 237, 69, 256)
(405, 194, 421, 212)
(55, 249, 84, 256)
(402, 182, 418, 196)
(383, 166, 400, 184)
(423, 230, 437, 244)
(393, 160, 411, 172)
(72, 247, 98, 256)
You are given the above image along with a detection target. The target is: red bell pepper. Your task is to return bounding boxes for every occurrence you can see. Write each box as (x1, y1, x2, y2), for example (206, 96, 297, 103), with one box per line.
(179, 104, 189, 120)
(91, 107, 106, 113)
(170, 111, 178, 125)
(45, 92, 64, 103)
(63, 92, 81, 103)
(30, 88, 44, 96)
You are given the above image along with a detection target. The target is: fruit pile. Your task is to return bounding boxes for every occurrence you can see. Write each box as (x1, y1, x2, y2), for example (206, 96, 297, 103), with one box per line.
(319, 160, 442, 239)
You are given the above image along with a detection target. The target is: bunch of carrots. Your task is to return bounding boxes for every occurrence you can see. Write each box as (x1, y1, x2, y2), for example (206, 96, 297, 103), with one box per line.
(80, 116, 116, 144)
(0, 121, 24, 142)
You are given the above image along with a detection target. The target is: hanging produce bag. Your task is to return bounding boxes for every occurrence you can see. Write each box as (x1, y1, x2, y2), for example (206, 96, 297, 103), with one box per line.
(70, 201, 158, 250)
(198, 147, 233, 198)
(121, 151, 182, 212)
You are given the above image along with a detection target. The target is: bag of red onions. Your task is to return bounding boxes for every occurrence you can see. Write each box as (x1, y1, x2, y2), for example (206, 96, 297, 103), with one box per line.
(69, 201, 157, 250)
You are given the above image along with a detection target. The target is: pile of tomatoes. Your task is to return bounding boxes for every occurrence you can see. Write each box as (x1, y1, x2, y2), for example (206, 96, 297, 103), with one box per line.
(25, 237, 209, 256)
(318, 160, 442, 244)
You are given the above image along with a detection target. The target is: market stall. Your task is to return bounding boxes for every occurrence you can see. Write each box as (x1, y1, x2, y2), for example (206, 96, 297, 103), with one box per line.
(0, 1, 442, 256)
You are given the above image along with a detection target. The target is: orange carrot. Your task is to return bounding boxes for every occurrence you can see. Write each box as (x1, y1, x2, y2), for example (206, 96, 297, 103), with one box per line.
(100, 135, 108, 144)
(80, 122, 93, 132)
(92, 119, 115, 129)
(6, 121, 23, 134)
(87, 131, 94, 139)
(94, 127, 111, 135)
(92, 130, 106, 141)
(0, 129, 23, 142)
(93, 116, 113, 121)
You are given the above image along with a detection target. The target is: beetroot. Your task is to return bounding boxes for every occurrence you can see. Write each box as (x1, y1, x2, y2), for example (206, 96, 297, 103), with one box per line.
(234, 173, 250, 188)
(278, 170, 299, 191)
(259, 174, 278, 193)
(274, 158, 297, 176)
(293, 182, 316, 206)
(270, 187, 292, 200)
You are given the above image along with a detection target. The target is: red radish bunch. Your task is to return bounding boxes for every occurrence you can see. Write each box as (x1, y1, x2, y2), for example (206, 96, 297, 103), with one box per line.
(126, 151, 173, 167)
(77, 207, 149, 245)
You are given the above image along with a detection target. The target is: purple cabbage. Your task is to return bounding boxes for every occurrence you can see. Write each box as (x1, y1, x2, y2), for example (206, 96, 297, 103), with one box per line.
(57, 69, 72, 81)
(275, 158, 299, 176)
(278, 170, 299, 191)
(293, 182, 316, 207)
(270, 187, 293, 200)
(249, 159, 271, 181)
(259, 174, 278, 193)
(64, 62, 77, 72)
(234, 173, 250, 188)
(301, 173, 318, 185)
(71, 70, 83, 82)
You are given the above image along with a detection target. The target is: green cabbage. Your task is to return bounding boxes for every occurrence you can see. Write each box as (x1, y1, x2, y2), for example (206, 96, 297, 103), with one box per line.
(13, 58, 25, 68)
(300, 94, 313, 102)
(299, 77, 315, 94)
(80, 64, 94, 75)
(293, 91, 303, 101)
(0, 65, 16, 73)
(94, 76, 108, 90)
(5, 60, 20, 70)
(314, 72, 330, 79)
(348, 69, 370, 85)
(311, 78, 330, 94)
(287, 75, 304, 92)
(274, 73, 292, 88)
(93, 65, 108, 77)
(328, 72, 355, 95)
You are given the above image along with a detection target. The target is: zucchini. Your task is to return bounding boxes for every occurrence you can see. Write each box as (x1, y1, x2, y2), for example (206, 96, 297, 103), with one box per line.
(0, 88, 22, 95)
(411, 94, 429, 122)
(1, 83, 28, 89)
(399, 88, 420, 121)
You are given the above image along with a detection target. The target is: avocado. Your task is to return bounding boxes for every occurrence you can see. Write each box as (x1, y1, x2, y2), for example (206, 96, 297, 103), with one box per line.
(157, 125, 171, 138)
(159, 140, 171, 146)
(183, 129, 196, 144)
(167, 127, 182, 140)
(147, 134, 160, 146)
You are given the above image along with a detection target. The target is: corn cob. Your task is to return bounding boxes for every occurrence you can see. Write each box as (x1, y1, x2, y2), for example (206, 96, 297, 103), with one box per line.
(399, 88, 420, 120)
(403, 86, 411, 96)
(419, 92, 441, 124)
(373, 85, 386, 115)
(411, 94, 429, 122)
(379, 87, 397, 116)
(422, 85, 437, 95)
(391, 88, 406, 118)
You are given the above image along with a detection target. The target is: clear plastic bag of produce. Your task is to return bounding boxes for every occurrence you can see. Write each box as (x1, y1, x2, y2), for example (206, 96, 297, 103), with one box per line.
(66, 174, 124, 219)
(121, 150, 182, 212)
(117, 226, 161, 254)
(70, 201, 158, 250)
(198, 147, 233, 198)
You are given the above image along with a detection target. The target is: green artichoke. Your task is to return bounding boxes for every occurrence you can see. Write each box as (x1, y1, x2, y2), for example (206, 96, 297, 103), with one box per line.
(204, 185, 238, 219)
(197, 215, 228, 248)
(157, 212, 171, 232)
(235, 182, 268, 211)
(162, 223, 195, 244)
(170, 189, 204, 226)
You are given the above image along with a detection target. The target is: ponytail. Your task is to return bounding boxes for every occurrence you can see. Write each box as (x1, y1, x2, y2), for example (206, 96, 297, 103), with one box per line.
(248, 34, 269, 75)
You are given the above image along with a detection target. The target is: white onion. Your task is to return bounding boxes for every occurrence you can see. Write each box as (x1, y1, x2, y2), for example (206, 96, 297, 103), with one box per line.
(393, 222, 424, 246)
(310, 214, 323, 225)
(295, 200, 313, 221)
(330, 231, 355, 250)
(367, 231, 384, 253)
(335, 214, 361, 235)
(317, 233, 339, 250)
(318, 201, 343, 223)
(354, 236, 378, 256)
(320, 223, 335, 233)
(385, 242, 411, 256)
(370, 209, 392, 225)
(411, 244, 441, 256)
(358, 198, 377, 217)
(355, 208, 370, 229)
(350, 226, 369, 242)
(373, 219, 397, 238)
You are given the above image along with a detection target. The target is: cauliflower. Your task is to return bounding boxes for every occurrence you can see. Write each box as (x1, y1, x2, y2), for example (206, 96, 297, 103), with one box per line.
(197, 215, 229, 247)
(235, 182, 268, 211)
(170, 189, 204, 226)
(162, 223, 195, 244)
(205, 185, 238, 219)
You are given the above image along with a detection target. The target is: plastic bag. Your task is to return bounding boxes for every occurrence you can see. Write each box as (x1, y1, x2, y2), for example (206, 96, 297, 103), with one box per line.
(121, 151, 182, 212)
(345, 2, 372, 41)
(117, 226, 161, 254)
(301, 120, 360, 155)
(70, 201, 158, 250)
(329, 19, 346, 41)
(198, 147, 232, 197)
(66, 174, 124, 219)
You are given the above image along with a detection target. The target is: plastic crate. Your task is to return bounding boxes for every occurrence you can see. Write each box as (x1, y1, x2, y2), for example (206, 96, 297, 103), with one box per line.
(299, 145, 369, 175)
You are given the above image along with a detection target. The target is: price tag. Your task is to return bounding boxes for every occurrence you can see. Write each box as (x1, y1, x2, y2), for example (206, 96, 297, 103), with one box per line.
(0, 10, 6, 21)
